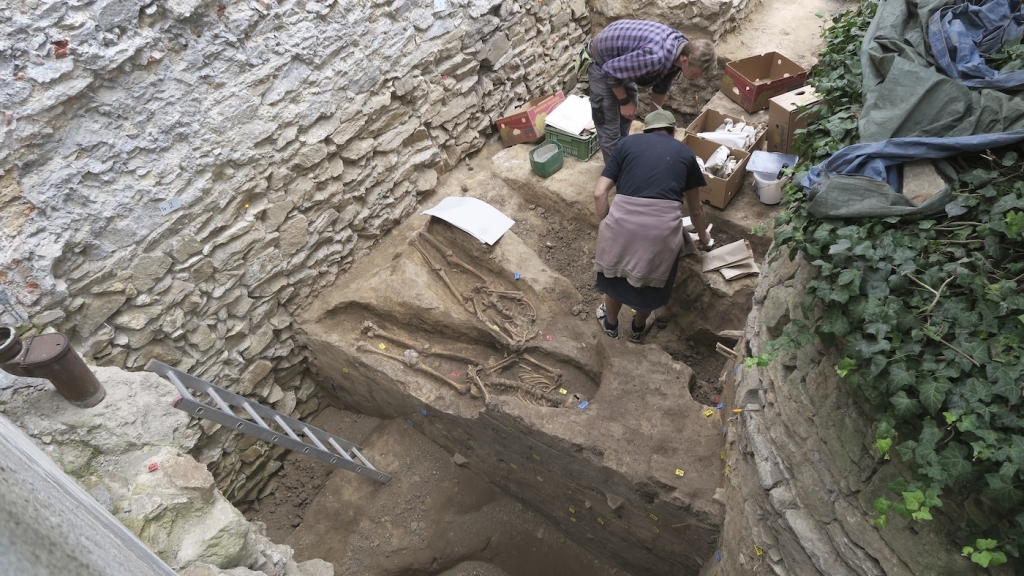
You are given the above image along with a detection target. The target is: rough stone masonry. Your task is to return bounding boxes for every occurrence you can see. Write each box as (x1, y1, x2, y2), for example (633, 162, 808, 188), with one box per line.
(0, 0, 750, 503)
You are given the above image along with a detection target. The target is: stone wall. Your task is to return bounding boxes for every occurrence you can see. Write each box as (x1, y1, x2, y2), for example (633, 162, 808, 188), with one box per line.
(588, 0, 759, 40)
(706, 251, 998, 576)
(0, 0, 590, 502)
(0, 366, 333, 576)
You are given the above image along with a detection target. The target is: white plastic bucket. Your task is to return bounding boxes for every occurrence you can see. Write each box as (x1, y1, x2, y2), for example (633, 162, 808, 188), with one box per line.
(753, 173, 785, 205)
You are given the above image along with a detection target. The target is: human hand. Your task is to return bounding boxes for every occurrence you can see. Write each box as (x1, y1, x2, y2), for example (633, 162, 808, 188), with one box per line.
(619, 101, 636, 120)
(698, 230, 713, 250)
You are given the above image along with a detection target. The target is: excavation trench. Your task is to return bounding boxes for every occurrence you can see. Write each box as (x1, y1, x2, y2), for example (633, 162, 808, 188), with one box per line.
(269, 140, 765, 575)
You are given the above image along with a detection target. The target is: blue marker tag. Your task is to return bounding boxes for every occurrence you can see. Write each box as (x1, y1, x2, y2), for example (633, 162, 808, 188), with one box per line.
(407, 420, 415, 426)
(717, 550, 722, 562)
(733, 365, 739, 373)
(514, 272, 521, 280)
(722, 426, 728, 437)
(578, 401, 589, 410)
(419, 409, 428, 416)
(716, 402, 724, 410)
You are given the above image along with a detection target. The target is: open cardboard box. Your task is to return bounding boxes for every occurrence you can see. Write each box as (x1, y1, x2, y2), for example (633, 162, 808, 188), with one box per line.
(685, 108, 766, 153)
(682, 134, 750, 209)
(720, 52, 807, 113)
(767, 87, 821, 154)
(495, 92, 566, 147)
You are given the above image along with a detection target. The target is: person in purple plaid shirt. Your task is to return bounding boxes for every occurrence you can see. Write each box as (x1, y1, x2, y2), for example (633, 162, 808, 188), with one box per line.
(585, 20, 716, 161)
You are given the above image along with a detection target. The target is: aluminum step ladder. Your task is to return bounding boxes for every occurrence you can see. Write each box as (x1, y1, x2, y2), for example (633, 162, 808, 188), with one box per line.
(146, 360, 390, 484)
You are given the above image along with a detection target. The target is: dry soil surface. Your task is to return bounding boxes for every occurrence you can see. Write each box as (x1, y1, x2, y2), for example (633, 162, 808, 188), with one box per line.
(249, 406, 628, 576)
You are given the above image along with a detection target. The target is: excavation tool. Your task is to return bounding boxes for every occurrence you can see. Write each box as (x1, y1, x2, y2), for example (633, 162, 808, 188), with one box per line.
(146, 360, 390, 483)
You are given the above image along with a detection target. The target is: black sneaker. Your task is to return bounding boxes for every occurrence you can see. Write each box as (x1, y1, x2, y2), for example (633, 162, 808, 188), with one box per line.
(628, 314, 655, 344)
(596, 304, 619, 339)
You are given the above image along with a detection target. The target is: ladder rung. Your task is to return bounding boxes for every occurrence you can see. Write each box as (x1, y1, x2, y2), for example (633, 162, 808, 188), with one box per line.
(242, 402, 269, 429)
(303, 427, 329, 451)
(350, 447, 376, 470)
(274, 415, 302, 441)
(328, 438, 354, 461)
(204, 387, 234, 415)
(145, 360, 390, 483)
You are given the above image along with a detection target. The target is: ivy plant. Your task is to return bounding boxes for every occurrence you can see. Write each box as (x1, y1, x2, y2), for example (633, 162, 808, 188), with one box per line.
(763, 0, 1024, 569)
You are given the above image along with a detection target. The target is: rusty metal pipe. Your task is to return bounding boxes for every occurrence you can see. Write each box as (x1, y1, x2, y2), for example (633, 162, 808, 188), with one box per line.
(19, 333, 105, 408)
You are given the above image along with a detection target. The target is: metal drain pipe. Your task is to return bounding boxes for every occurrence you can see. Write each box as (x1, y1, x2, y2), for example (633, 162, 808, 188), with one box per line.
(0, 327, 105, 408)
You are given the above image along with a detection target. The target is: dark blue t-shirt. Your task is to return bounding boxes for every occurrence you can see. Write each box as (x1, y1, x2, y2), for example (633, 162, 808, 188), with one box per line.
(601, 132, 706, 202)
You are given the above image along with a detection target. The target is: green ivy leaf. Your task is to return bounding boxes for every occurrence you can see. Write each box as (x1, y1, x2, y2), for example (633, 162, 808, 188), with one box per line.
(829, 239, 852, 254)
(903, 490, 925, 511)
(937, 443, 972, 482)
(972, 550, 995, 567)
(874, 497, 892, 515)
(985, 472, 1024, 507)
(897, 440, 919, 462)
(912, 506, 933, 521)
(918, 377, 951, 414)
(837, 268, 863, 286)
(892, 502, 911, 519)
(977, 538, 999, 550)
(891, 391, 923, 418)
(887, 363, 916, 392)
(876, 438, 893, 455)
(987, 362, 1023, 403)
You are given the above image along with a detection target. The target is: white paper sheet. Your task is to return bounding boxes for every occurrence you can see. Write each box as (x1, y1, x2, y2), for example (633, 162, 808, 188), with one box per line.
(422, 197, 515, 245)
(545, 95, 593, 135)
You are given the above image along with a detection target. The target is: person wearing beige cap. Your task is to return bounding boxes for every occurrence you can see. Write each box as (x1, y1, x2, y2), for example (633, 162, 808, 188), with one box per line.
(592, 109, 711, 343)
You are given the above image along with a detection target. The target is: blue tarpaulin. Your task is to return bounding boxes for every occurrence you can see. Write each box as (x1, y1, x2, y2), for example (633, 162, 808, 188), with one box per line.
(800, 130, 1024, 218)
(929, 0, 1024, 90)
(800, 0, 1024, 218)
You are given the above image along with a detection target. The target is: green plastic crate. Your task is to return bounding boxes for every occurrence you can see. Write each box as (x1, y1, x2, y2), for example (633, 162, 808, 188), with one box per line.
(545, 126, 600, 161)
(529, 141, 564, 178)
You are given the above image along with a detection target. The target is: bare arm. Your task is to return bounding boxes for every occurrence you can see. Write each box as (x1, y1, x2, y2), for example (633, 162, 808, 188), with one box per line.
(683, 187, 711, 248)
(594, 176, 615, 221)
(650, 92, 667, 109)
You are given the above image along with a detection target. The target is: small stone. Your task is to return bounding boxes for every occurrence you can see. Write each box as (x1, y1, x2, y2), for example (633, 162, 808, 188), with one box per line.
(452, 453, 468, 466)
(529, 204, 536, 210)
(536, 528, 544, 539)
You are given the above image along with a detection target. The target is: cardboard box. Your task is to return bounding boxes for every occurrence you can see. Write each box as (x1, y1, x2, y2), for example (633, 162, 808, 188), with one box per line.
(495, 92, 565, 147)
(767, 87, 821, 154)
(720, 52, 807, 113)
(682, 134, 750, 209)
(685, 108, 766, 152)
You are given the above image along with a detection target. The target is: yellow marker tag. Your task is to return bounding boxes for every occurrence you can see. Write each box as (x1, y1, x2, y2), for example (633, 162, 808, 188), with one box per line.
(559, 388, 567, 395)
(675, 469, 685, 477)
(704, 409, 715, 417)
(492, 324, 501, 331)
(508, 427, 514, 432)
(597, 518, 604, 526)
(754, 545, 763, 556)
(509, 463, 517, 469)
(733, 408, 744, 413)
(568, 507, 576, 514)
(343, 368, 349, 373)
(532, 454, 540, 461)
(570, 517, 577, 522)
(725, 465, 731, 476)
(378, 343, 387, 350)
(653, 526, 660, 534)
(649, 513, 659, 522)
(721, 450, 726, 460)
